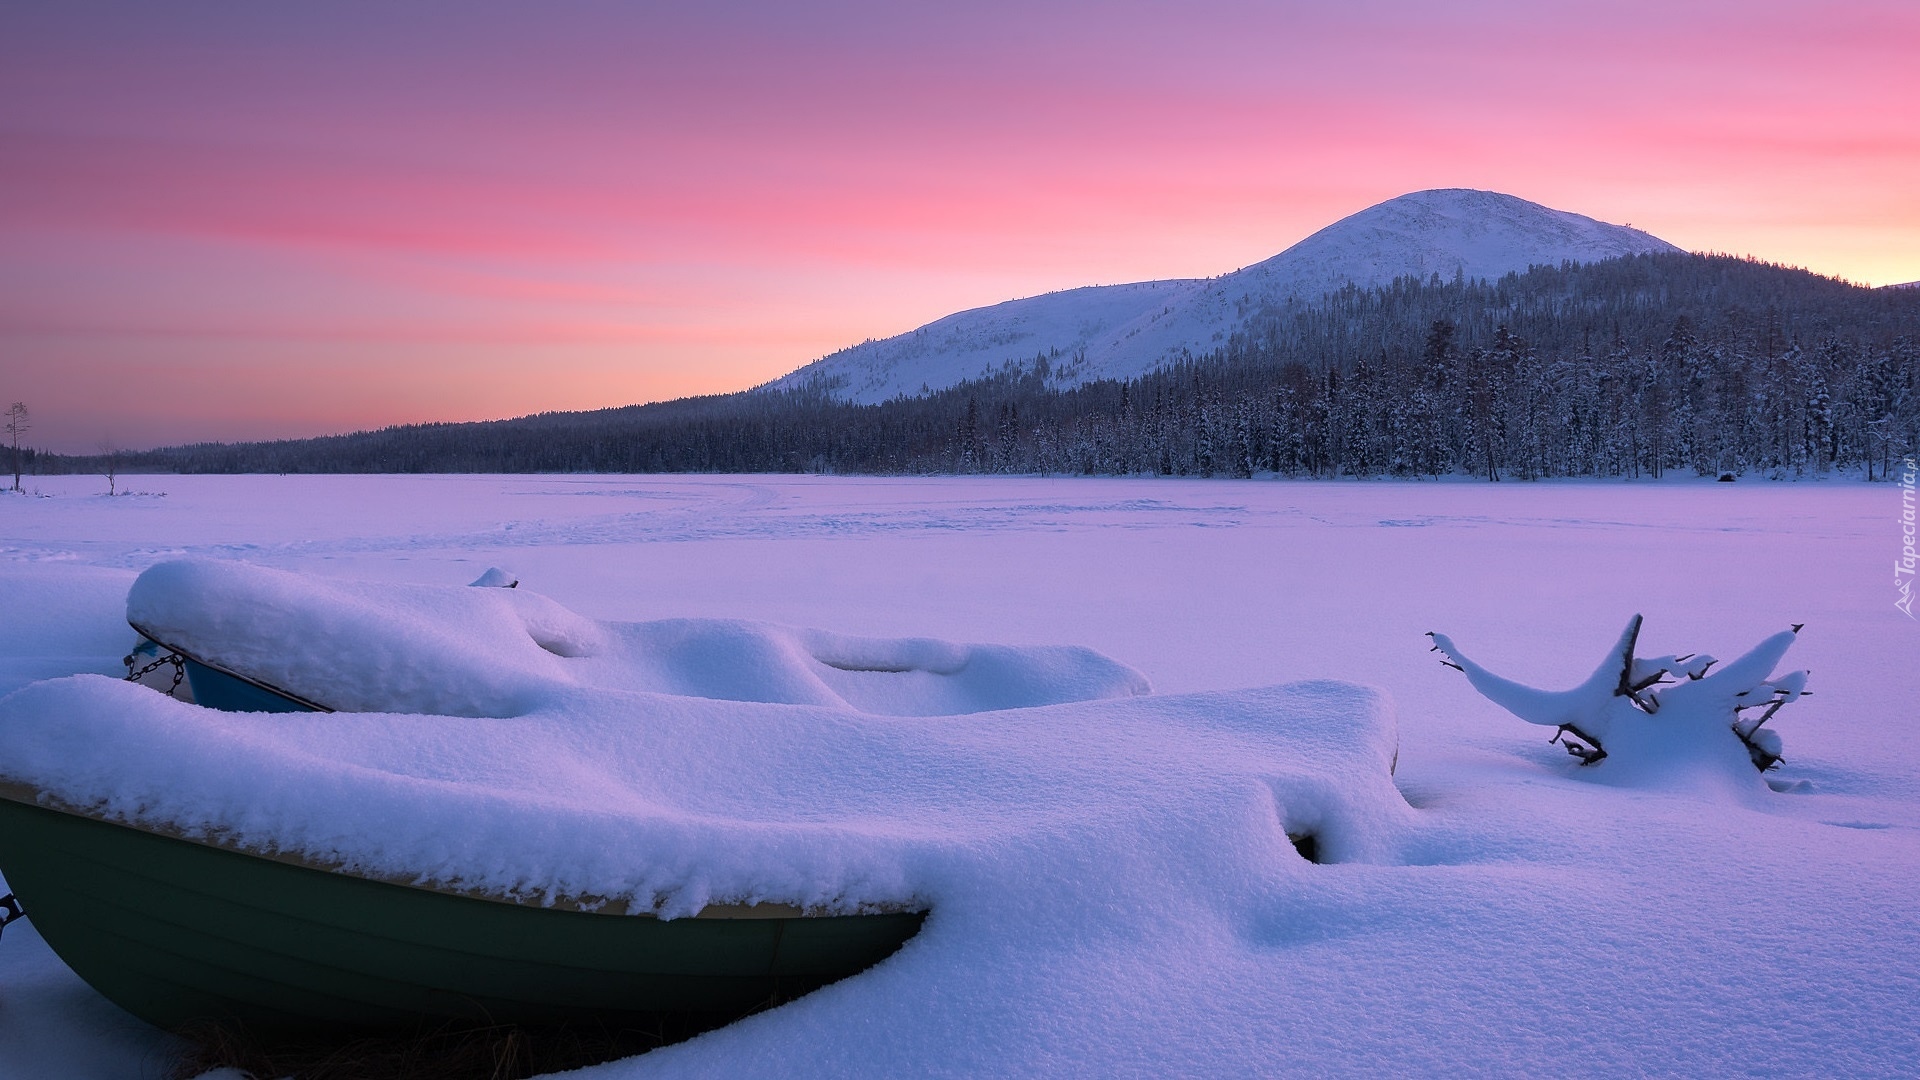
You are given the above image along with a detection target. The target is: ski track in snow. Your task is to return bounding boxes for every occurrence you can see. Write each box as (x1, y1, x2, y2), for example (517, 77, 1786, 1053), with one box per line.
(1, 473, 1916, 1079)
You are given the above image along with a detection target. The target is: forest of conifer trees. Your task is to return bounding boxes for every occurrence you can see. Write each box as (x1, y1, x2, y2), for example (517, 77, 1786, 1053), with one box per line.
(36, 252, 1920, 482)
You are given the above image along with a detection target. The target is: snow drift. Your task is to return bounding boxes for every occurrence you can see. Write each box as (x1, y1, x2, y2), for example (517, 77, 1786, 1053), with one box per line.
(1, 559, 1402, 917)
(0, 674, 1405, 918)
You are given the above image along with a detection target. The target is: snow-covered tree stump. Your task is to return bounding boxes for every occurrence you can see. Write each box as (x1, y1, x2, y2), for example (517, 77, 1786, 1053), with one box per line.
(1427, 616, 1810, 795)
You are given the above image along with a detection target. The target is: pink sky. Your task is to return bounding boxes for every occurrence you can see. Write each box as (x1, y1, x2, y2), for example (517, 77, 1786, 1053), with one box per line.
(3, 0, 1917, 451)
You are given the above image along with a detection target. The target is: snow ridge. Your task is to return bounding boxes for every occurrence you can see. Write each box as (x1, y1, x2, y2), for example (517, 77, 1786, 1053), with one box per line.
(768, 189, 1682, 402)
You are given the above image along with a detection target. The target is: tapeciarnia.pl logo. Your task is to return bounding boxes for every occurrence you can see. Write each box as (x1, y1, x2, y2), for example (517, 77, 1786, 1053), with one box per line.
(1899, 456, 1917, 618)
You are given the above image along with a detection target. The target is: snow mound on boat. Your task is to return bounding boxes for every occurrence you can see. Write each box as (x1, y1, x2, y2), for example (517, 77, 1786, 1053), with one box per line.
(0, 674, 1405, 917)
(126, 559, 1149, 717)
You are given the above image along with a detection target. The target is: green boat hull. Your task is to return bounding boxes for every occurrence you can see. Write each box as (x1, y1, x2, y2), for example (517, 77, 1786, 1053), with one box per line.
(0, 795, 923, 1035)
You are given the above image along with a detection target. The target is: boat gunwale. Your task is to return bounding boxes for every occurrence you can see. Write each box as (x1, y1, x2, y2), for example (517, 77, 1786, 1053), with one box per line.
(0, 780, 924, 922)
(128, 620, 335, 713)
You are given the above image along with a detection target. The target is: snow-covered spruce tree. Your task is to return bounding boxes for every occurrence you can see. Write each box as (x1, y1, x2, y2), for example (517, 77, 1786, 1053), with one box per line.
(1427, 616, 1810, 796)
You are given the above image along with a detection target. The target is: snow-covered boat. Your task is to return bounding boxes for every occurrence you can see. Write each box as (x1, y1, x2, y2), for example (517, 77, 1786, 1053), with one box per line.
(0, 559, 1166, 1035)
(121, 559, 1153, 719)
(127, 629, 326, 713)
(0, 781, 924, 1034)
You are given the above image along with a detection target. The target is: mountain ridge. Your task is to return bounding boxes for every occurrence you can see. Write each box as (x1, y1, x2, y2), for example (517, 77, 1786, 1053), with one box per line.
(767, 188, 1681, 401)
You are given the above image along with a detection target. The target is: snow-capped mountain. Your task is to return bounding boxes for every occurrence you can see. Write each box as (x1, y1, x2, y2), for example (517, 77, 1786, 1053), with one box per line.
(767, 189, 1682, 401)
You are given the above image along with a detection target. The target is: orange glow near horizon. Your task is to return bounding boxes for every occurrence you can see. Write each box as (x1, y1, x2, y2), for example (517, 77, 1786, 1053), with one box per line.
(3, 1, 1917, 451)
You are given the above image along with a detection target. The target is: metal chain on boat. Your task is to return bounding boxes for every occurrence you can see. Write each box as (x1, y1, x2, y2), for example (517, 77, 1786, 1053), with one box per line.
(0, 893, 24, 944)
(124, 647, 186, 699)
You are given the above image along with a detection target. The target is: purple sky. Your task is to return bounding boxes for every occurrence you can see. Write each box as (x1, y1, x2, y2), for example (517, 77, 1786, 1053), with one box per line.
(4, 1, 1917, 451)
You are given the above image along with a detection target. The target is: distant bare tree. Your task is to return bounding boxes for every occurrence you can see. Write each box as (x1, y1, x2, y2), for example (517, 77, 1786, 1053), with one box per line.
(5, 402, 27, 492)
(98, 438, 120, 496)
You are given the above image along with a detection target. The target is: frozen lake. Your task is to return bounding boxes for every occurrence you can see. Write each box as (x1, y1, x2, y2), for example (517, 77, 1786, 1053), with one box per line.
(2, 474, 1916, 1077)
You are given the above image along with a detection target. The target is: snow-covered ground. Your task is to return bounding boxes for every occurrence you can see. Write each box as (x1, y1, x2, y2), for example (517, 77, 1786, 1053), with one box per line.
(2, 473, 1916, 1078)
